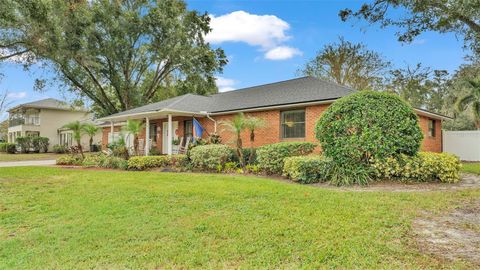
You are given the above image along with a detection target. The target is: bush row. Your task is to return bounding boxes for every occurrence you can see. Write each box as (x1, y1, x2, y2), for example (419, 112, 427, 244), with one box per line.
(282, 152, 462, 184)
(56, 154, 129, 170)
(371, 152, 461, 183)
(256, 142, 317, 174)
(127, 155, 188, 170)
(15, 136, 50, 153)
(283, 156, 332, 184)
(0, 142, 16, 153)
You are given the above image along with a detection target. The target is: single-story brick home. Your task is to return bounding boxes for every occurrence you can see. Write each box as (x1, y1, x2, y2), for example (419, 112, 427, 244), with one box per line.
(98, 76, 449, 155)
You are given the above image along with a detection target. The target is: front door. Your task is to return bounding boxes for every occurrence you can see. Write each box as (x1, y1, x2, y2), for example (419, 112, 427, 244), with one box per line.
(162, 121, 178, 154)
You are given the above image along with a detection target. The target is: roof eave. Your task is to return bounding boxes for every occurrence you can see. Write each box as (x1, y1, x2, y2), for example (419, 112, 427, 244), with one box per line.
(97, 108, 207, 122)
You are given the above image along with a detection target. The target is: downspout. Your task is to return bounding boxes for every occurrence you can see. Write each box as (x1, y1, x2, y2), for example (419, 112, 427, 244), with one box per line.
(205, 113, 217, 133)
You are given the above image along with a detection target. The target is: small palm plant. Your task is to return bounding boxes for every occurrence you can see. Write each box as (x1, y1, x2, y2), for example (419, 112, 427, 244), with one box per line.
(82, 123, 99, 152)
(244, 116, 265, 164)
(457, 79, 480, 129)
(63, 121, 85, 158)
(220, 113, 247, 168)
(122, 119, 145, 156)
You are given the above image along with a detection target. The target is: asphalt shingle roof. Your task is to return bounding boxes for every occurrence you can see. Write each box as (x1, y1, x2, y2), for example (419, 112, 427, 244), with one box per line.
(8, 98, 86, 112)
(105, 76, 355, 118)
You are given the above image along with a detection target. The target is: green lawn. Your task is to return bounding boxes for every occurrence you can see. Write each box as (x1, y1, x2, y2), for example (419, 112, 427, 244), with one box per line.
(0, 167, 478, 269)
(462, 162, 480, 175)
(0, 152, 65, 162)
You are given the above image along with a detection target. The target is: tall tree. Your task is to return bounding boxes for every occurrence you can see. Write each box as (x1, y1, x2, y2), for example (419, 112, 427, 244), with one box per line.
(0, 0, 227, 116)
(220, 113, 247, 169)
(387, 64, 449, 110)
(244, 116, 265, 164)
(122, 119, 144, 156)
(339, 1, 480, 54)
(297, 38, 390, 90)
(82, 123, 99, 152)
(457, 79, 480, 129)
(63, 121, 85, 158)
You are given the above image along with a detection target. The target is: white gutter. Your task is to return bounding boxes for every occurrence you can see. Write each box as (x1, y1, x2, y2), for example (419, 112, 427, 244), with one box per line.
(97, 108, 207, 121)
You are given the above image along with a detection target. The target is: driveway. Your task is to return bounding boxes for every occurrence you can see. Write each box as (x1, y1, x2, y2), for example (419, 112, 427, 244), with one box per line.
(0, 160, 56, 167)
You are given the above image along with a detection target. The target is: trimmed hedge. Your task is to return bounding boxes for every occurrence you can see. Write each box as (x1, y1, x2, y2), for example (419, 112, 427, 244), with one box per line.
(127, 155, 188, 171)
(315, 91, 423, 164)
(56, 155, 83, 166)
(283, 156, 332, 184)
(371, 152, 462, 183)
(189, 144, 233, 171)
(0, 143, 16, 153)
(256, 142, 316, 175)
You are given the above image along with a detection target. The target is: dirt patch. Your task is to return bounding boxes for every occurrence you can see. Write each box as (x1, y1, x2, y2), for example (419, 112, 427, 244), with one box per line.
(311, 173, 480, 192)
(413, 201, 480, 267)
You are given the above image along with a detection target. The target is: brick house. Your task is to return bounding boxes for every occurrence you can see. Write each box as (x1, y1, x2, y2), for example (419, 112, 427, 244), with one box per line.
(98, 77, 448, 155)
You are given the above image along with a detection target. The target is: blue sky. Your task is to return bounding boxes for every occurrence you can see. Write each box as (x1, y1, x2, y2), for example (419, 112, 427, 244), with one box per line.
(0, 0, 468, 114)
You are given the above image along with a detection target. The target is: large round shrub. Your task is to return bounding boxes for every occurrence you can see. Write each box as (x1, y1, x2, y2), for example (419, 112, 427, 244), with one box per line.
(315, 91, 423, 164)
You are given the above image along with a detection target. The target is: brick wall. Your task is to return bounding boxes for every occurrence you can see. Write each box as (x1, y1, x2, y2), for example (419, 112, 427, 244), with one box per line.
(418, 115, 442, 152)
(102, 104, 443, 153)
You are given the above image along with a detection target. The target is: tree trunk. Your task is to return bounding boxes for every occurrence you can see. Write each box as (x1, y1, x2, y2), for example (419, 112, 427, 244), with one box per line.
(78, 140, 84, 159)
(236, 135, 244, 169)
(89, 137, 93, 152)
(134, 135, 139, 156)
(249, 130, 255, 164)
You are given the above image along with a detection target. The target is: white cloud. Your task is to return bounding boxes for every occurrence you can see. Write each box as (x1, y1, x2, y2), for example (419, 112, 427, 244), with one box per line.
(7, 91, 27, 99)
(206, 11, 301, 61)
(265, 46, 302, 60)
(215, 76, 237, 92)
(206, 11, 290, 48)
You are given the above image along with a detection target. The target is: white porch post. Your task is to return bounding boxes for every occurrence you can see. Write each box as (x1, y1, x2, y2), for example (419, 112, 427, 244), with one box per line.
(145, 117, 150, 156)
(167, 114, 173, 156)
(110, 121, 114, 144)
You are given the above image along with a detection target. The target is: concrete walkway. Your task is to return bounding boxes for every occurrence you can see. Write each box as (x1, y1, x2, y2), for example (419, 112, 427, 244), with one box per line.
(0, 160, 56, 167)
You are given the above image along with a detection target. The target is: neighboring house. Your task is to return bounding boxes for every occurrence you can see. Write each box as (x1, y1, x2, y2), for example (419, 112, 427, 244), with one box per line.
(7, 98, 100, 151)
(98, 77, 449, 155)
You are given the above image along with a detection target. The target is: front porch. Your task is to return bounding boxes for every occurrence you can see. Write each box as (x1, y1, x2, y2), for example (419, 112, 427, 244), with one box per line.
(101, 110, 216, 156)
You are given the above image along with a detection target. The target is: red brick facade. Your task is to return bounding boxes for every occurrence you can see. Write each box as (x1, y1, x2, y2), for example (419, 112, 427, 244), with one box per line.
(102, 104, 443, 153)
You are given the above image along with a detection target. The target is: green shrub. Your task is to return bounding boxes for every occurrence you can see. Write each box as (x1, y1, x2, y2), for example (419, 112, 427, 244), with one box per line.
(315, 91, 423, 185)
(371, 152, 462, 183)
(38, 137, 49, 153)
(56, 155, 83, 165)
(30, 137, 41, 153)
(53, 144, 67, 154)
(127, 154, 188, 170)
(101, 156, 128, 170)
(0, 143, 16, 153)
(245, 164, 260, 174)
(15, 136, 30, 153)
(283, 155, 333, 184)
(82, 153, 107, 167)
(223, 161, 239, 173)
(190, 144, 233, 171)
(316, 91, 423, 163)
(256, 142, 316, 175)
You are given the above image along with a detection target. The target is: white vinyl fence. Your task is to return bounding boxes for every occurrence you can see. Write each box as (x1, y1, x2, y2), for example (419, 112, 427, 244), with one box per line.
(443, 130, 480, 161)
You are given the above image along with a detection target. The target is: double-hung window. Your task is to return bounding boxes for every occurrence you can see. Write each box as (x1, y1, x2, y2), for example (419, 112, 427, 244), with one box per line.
(281, 109, 305, 139)
(428, 119, 436, 137)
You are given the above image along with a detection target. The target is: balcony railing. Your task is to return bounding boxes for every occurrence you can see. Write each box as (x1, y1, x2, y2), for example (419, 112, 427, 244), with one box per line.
(9, 117, 40, 127)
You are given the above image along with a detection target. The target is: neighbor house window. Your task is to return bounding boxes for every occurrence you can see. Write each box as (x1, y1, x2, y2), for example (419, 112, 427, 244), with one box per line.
(281, 109, 305, 139)
(428, 119, 436, 137)
(149, 124, 157, 142)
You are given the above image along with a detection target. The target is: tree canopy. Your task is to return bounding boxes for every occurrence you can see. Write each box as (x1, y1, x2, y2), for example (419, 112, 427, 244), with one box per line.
(339, 0, 480, 54)
(0, 0, 227, 116)
(297, 38, 390, 90)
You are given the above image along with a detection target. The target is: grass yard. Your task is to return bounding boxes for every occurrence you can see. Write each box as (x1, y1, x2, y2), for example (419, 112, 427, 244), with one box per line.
(462, 162, 480, 175)
(0, 167, 479, 269)
(0, 152, 65, 162)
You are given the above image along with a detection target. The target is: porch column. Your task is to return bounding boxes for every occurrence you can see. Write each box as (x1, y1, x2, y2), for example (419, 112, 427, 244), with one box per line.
(167, 114, 173, 156)
(110, 121, 114, 144)
(145, 117, 150, 156)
